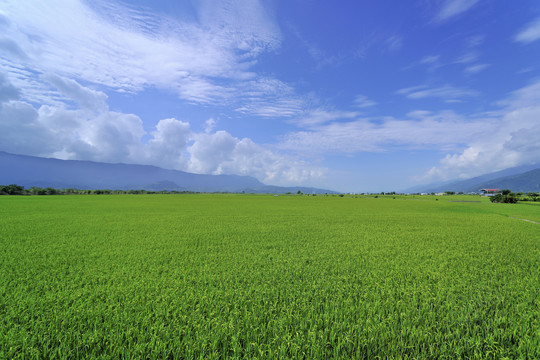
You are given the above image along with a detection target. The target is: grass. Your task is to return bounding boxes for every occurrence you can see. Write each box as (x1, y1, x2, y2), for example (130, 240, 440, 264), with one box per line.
(1, 194, 539, 358)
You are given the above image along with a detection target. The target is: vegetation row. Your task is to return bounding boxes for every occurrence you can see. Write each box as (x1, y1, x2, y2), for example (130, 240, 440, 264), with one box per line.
(2, 184, 540, 202)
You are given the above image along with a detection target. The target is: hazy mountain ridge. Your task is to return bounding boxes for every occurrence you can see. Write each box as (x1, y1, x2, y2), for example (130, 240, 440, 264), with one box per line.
(0, 151, 334, 194)
(470, 168, 540, 193)
(414, 164, 540, 193)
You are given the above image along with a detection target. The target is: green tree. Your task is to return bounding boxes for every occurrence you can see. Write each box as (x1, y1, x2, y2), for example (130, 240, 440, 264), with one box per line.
(45, 187, 57, 195)
(490, 192, 518, 204)
(0, 184, 25, 195)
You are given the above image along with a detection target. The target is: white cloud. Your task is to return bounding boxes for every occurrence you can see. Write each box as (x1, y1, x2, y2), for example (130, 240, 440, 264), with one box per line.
(0, 100, 57, 156)
(0, 74, 321, 185)
(422, 80, 540, 181)
(464, 64, 490, 74)
(187, 131, 238, 174)
(353, 95, 377, 108)
(455, 51, 479, 64)
(435, 0, 480, 22)
(187, 131, 324, 184)
(386, 36, 403, 52)
(466, 35, 485, 47)
(41, 73, 108, 112)
(279, 79, 540, 183)
(204, 118, 217, 133)
(396, 84, 479, 101)
(144, 118, 191, 170)
(503, 124, 540, 164)
(497, 81, 540, 109)
(420, 55, 440, 64)
(515, 17, 540, 44)
(0, 72, 20, 102)
(279, 110, 488, 154)
(0, 0, 281, 105)
(234, 78, 306, 117)
(293, 109, 360, 127)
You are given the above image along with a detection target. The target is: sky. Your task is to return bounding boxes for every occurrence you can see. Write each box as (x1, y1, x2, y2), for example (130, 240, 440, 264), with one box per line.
(1, 0, 540, 192)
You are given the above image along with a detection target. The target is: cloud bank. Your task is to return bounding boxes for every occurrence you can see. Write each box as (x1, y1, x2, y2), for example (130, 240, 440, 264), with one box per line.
(0, 73, 323, 185)
(0, 0, 300, 116)
(277, 79, 540, 183)
(424, 81, 540, 180)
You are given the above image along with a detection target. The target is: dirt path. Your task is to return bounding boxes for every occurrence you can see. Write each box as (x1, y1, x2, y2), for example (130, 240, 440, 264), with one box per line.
(509, 216, 540, 224)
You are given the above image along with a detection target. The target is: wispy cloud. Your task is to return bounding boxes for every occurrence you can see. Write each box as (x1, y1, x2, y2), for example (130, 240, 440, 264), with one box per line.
(420, 55, 440, 65)
(464, 63, 490, 74)
(386, 36, 403, 52)
(435, 0, 481, 22)
(353, 95, 377, 109)
(396, 84, 479, 101)
(515, 17, 540, 44)
(409, 54, 443, 72)
(455, 51, 479, 64)
(234, 78, 306, 118)
(279, 79, 540, 183)
(288, 24, 345, 70)
(0, 0, 282, 106)
(279, 110, 489, 154)
(293, 109, 360, 127)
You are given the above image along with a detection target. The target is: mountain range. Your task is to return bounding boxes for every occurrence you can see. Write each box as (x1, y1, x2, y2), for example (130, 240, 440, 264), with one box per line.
(0, 151, 334, 194)
(407, 163, 540, 194)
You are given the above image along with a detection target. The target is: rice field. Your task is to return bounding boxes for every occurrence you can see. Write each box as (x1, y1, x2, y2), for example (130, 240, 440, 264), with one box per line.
(1, 194, 539, 359)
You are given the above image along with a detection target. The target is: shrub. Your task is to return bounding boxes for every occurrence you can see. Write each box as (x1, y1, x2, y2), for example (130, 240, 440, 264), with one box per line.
(490, 192, 518, 204)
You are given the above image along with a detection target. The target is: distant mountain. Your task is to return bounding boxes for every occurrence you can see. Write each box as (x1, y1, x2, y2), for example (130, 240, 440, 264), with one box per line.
(410, 163, 540, 193)
(0, 151, 335, 194)
(472, 168, 540, 193)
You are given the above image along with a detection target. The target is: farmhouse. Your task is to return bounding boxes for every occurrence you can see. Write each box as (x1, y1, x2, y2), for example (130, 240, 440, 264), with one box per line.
(481, 188, 499, 196)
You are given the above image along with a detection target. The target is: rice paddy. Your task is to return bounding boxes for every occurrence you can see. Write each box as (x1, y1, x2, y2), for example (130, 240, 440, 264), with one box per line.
(1, 194, 539, 358)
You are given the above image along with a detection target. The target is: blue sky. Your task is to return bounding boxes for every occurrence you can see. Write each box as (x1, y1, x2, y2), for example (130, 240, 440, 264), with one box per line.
(1, 0, 539, 192)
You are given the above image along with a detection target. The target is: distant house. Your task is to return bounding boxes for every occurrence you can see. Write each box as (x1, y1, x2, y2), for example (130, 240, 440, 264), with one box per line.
(481, 189, 499, 196)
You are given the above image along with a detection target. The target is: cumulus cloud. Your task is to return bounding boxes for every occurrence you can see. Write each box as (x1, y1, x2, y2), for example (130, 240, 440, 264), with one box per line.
(144, 118, 192, 170)
(41, 73, 108, 112)
(515, 17, 540, 44)
(204, 118, 217, 133)
(0, 74, 321, 185)
(187, 131, 324, 184)
(0, 73, 20, 102)
(422, 80, 540, 181)
(279, 80, 540, 183)
(0, 100, 57, 156)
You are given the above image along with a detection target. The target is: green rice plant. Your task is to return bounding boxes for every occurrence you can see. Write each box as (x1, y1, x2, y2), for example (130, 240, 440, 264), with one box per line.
(0, 195, 538, 359)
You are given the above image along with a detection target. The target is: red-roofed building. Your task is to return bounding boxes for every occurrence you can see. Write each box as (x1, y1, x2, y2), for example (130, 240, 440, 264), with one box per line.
(481, 189, 499, 196)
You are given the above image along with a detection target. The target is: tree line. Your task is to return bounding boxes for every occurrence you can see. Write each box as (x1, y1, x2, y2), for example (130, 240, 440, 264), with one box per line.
(489, 189, 539, 203)
(0, 184, 199, 195)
